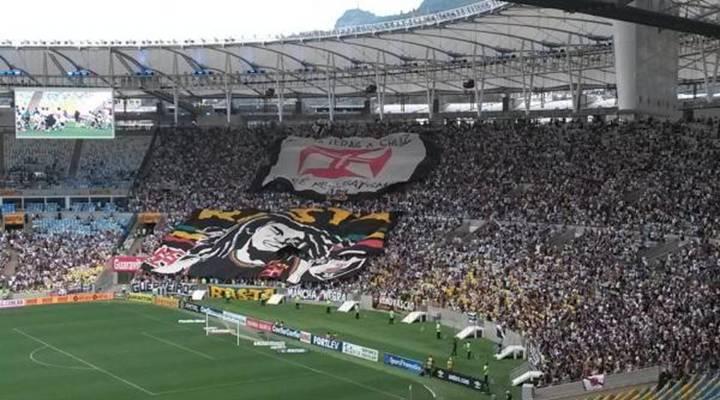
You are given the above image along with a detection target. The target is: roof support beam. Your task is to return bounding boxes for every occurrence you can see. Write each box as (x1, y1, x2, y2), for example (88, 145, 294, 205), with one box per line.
(507, 0, 720, 38)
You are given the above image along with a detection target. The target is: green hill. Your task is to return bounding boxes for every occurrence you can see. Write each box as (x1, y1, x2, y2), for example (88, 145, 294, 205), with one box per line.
(335, 0, 480, 28)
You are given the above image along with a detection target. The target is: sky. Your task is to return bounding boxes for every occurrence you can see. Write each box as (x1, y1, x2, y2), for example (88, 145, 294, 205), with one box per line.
(0, 0, 422, 42)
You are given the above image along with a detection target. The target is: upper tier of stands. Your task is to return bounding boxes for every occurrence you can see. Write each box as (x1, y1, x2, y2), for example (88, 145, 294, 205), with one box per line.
(2, 135, 73, 188)
(76, 135, 152, 188)
(1, 119, 718, 388)
(127, 119, 719, 386)
(1, 133, 152, 189)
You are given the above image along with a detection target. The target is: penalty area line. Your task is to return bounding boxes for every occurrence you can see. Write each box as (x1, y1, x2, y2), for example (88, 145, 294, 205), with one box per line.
(14, 328, 157, 397)
(422, 383, 438, 399)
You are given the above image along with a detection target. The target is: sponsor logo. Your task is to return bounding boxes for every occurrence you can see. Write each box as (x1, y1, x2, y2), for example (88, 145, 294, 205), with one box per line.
(383, 353, 423, 374)
(199, 306, 224, 317)
(111, 256, 144, 272)
(0, 299, 25, 309)
(341, 342, 379, 362)
(21, 293, 113, 307)
(299, 331, 312, 344)
(272, 325, 302, 340)
(433, 368, 484, 391)
(181, 301, 201, 314)
(310, 335, 342, 352)
(3, 213, 25, 226)
(246, 318, 274, 333)
(253, 341, 285, 347)
(372, 295, 415, 312)
(153, 296, 179, 309)
(128, 293, 154, 304)
(277, 348, 308, 354)
(208, 286, 276, 301)
(222, 311, 247, 326)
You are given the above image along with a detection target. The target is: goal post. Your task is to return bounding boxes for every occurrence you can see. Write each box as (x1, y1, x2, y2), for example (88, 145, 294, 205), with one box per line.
(204, 311, 240, 346)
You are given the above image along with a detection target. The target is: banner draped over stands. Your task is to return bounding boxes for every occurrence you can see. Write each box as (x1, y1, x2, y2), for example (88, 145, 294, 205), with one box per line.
(144, 208, 394, 283)
(253, 133, 437, 199)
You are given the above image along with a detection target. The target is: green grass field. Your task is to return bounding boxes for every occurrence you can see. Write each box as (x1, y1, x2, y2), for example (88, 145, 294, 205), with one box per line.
(17, 122, 113, 139)
(0, 301, 521, 400)
(203, 299, 522, 400)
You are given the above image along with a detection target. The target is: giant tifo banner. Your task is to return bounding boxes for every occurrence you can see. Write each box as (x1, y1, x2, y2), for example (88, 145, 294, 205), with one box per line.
(144, 208, 393, 283)
(253, 133, 437, 198)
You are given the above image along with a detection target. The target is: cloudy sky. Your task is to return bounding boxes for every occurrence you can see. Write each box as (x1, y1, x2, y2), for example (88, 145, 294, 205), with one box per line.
(0, 0, 422, 41)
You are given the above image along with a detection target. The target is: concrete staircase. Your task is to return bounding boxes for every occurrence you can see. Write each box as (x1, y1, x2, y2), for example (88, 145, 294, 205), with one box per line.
(133, 130, 159, 186)
(68, 140, 84, 179)
(547, 228, 578, 248)
(0, 133, 5, 176)
(445, 219, 487, 245)
(623, 188, 645, 204)
(1, 249, 19, 277)
(639, 239, 683, 265)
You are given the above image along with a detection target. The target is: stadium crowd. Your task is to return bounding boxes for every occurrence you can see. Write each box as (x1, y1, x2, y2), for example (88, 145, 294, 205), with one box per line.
(2, 229, 121, 293)
(128, 118, 720, 384)
(1, 117, 719, 385)
(76, 135, 152, 187)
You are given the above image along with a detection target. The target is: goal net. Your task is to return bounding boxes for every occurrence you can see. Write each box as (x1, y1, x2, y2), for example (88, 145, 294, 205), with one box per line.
(204, 311, 241, 346)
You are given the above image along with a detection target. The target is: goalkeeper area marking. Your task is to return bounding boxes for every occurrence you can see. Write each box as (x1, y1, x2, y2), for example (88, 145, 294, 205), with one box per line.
(1, 302, 438, 400)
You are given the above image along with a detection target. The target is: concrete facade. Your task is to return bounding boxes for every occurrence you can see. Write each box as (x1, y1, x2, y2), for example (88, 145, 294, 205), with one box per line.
(614, 0, 679, 117)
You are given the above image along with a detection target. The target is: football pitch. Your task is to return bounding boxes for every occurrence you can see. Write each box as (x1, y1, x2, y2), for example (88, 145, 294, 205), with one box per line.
(17, 123, 113, 139)
(0, 301, 522, 400)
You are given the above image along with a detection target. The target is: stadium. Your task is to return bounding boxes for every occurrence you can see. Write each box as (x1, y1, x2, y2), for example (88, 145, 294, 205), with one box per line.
(0, 1, 719, 399)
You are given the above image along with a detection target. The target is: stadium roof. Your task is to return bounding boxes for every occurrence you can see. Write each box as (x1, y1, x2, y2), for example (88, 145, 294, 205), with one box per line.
(0, 0, 717, 99)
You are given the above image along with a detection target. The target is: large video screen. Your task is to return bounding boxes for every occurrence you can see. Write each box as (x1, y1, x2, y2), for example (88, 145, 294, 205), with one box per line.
(15, 88, 114, 139)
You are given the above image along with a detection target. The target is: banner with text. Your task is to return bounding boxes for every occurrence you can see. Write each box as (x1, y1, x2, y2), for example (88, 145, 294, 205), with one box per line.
(433, 367, 484, 391)
(254, 133, 437, 199)
(341, 342, 379, 362)
(286, 287, 349, 303)
(383, 353, 423, 374)
(311, 335, 343, 352)
(153, 296, 179, 309)
(24, 293, 113, 307)
(112, 256, 144, 272)
(372, 295, 416, 312)
(207, 286, 276, 301)
(127, 293, 154, 304)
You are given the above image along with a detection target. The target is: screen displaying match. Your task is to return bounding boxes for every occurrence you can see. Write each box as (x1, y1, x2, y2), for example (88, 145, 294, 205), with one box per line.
(14, 88, 114, 139)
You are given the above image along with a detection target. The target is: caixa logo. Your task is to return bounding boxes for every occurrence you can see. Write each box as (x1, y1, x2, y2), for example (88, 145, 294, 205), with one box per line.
(311, 335, 342, 351)
(298, 146, 392, 180)
(271, 325, 302, 340)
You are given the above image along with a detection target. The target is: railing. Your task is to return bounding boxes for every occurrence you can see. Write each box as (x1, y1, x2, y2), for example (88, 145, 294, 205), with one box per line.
(531, 367, 659, 400)
(284, 1, 509, 42)
(511, 362, 533, 381)
(0, 1, 509, 49)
